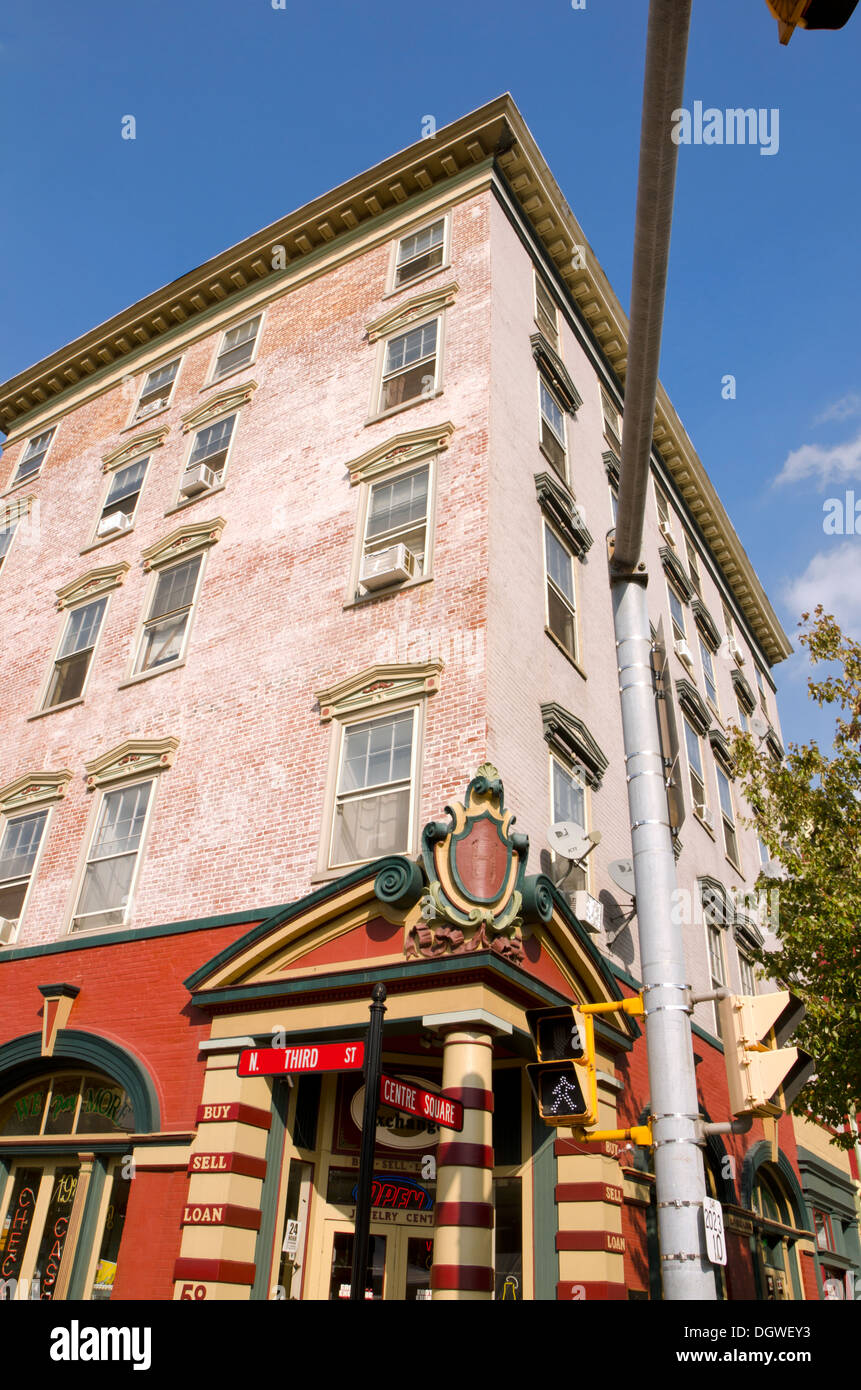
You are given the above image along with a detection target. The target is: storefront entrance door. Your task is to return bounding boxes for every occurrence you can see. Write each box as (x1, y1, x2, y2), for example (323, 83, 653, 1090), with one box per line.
(0, 1161, 83, 1299)
(323, 1221, 434, 1301)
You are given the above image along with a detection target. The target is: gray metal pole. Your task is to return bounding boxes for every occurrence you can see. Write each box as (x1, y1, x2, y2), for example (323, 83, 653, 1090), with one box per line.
(609, 0, 715, 1297)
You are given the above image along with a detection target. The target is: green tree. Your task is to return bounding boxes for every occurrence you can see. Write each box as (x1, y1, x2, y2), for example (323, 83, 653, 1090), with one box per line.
(730, 607, 861, 1147)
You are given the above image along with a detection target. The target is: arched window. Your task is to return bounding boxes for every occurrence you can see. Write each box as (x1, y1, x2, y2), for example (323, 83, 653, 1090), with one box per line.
(752, 1167, 801, 1300)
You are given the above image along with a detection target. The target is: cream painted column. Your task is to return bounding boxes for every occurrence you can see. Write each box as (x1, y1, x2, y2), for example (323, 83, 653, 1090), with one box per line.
(424, 1009, 512, 1302)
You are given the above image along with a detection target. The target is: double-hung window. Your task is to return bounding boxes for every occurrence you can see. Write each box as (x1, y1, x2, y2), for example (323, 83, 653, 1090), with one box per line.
(668, 583, 687, 645)
(739, 951, 756, 997)
(700, 637, 719, 711)
(686, 540, 703, 597)
(544, 523, 578, 661)
(0, 517, 19, 571)
(707, 920, 726, 1036)
(0, 810, 48, 931)
(134, 554, 202, 674)
(330, 710, 416, 868)
(133, 359, 180, 422)
(379, 320, 438, 414)
(538, 377, 567, 479)
(394, 220, 445, 288)
(360, 464, 430, 590)
(601, 389, 622, 454)
(96, 456, 149, 537)
(683, 717, 706, 812)
(736, 699, 749, 733)
(212, 316, 261, 381)
(534, 274, 559, 349)
(44, 597, 108, 709)
(716, 765, 739, 865)
(72, 781, 153, 931)
(754, 664, 768, 715)
(13, 429, 55, 485)
(181, 414, 235, 497)
(656, 485, 675, 545)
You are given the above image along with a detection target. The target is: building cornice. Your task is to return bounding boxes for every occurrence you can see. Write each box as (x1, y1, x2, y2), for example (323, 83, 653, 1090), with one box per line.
(0, 94, 791, 666)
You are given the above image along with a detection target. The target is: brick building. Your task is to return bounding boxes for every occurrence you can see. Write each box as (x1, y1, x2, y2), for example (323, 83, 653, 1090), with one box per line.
(0, 94, 857, 1301)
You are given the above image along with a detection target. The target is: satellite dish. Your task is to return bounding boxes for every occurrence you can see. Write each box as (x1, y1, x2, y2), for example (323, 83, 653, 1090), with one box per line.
(548, 822, 600, 865)
(609, 859, 636, 896)
(751, 715, 769, 740)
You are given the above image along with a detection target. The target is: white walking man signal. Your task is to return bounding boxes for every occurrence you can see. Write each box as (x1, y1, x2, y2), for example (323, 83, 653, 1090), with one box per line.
(548, 1074, 584, 1115)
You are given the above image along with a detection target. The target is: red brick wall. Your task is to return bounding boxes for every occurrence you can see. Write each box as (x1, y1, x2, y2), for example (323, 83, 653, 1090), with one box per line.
(111, 1169, 188, 1301)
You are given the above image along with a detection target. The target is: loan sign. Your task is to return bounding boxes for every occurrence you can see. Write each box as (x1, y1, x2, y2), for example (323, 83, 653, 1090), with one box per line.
(379, 1074, 464, 1132)
(238, 1042, 364, 1077)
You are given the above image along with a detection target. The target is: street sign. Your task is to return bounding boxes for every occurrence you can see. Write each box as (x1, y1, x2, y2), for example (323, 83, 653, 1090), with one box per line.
(703, 1197, 727, 1266)
(237, 1041, 364, 1077)
(379, 1073, 464, 1132)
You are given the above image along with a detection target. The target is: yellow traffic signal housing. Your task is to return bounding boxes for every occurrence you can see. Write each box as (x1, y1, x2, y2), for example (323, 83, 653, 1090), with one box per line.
(765, 0, 858, 44)
(525, 1005, 598, 1127)
(719, 991, 815, 1118)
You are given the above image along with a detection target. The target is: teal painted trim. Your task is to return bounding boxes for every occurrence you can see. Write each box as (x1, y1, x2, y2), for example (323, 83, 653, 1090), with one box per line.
(531, 1104, 558, 1300)
(0, 904, 288, 964)
(691, 1022, 724, 1053)
(66, 1156, 109, 1300)
(252, 1080, 290, 1302)
(607, 962, 643, 991)
(593, 1017, 634, 1054)
(741, 1141, 810, 1300)
(0, 1031, 160, 1133)
(796, 1146, 860, 1219)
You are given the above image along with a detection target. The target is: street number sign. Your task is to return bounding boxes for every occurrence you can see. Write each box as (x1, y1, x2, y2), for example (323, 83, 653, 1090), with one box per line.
(379, 1073, 464, 1131)
(703, 1196, 727, 1266)
(238, 1041, 364, 1076)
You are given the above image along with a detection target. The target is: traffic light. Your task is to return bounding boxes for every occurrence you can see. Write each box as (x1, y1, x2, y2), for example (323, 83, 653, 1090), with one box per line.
(765, 0, 858, 43)
(525, 1005, 598, 1127)
(719, 991, 815, 1118)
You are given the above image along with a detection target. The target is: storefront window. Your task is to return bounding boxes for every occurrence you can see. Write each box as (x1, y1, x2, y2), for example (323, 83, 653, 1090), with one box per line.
(493, 1177, 523, 1300)
(90, 1167, 132, 1299)
(0, 1073, 135, 1139)
(328, 1232, 386, 1300)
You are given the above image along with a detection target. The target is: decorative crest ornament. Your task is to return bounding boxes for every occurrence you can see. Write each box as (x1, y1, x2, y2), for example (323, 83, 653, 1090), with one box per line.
(406, 765, 553, 965)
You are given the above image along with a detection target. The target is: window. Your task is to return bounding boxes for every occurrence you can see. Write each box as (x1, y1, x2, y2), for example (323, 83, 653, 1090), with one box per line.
(0, 810, 48, 930)
(378, 320, 438, 414)
(212, 315, 261, 381)
(683, 717, 706, 810)
(134, 554, 203, 674)
(609, 483, 618, 528)
(133, 359, 179, 422)
(739, 951, 756, 997)
(707, 921, 726, 1036)
(394, 220, 445, 289)
(360, 464, 430, 592)
(538, 377, 567, 479)
(13, 428, 55, 485)
(544, 523, 578, 661)
(736, 699, 749, 733)
(330, 710, 416, 868)
(758, 836, 770, 869)
(668, 582, 687, 644)
(95, 456, 149, 538)
(715, 766, 739, 864)
(181, 414, 236, 497)
(655, 485, 675, 543)
(551, 757, 588, 891)
(44, 597, 108, 709)
(534, 274, 559, 349)
(813, 1210, 835, 1253)
(72, 780, 153, 931)
(601, 389, 622, 454)
(754, 664, 768, 713)
(0, 516, 19, 571)
(700, 637, 719, 710)
(686, 539, 702, 597)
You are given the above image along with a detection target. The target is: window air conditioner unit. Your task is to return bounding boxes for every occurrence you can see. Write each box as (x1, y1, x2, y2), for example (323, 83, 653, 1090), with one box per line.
(573, 890, 604, 934)
(180, 464, 217, 497)
(659, 520, 677, 545)
(136, 398, 165, 420)
(0, 917, 17, 945)
(728, 637, 745, 665)
(695, 804, 715, 831)
(360, 543, 417, 592)
(674, 639, 694, 668)
(97, 510, 132, 538)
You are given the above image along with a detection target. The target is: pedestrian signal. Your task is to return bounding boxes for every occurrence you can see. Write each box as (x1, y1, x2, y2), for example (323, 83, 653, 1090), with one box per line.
(719, 991, 815, 1118)
(525, 1004, 598, 1127)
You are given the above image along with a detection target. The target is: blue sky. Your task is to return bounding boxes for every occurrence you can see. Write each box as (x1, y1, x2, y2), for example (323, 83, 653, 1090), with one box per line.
(1, 0, 859, 753)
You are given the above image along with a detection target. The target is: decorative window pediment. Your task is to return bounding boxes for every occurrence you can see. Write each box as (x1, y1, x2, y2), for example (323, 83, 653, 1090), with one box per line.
(602, 449, 620, 486)
(676, 677, 712, 736)
(0, 768, 73, 815)
(660, 546, 694, 601)
(84, 737, 180, 790)
(55, 561, 130, 611)
(102, 427, 169, 474)
(365, 283, 458, 343)
(765, 726, 784, 761)
(534, 472, 593, 556)
(540, 702, 608, 788)
(731, 668, 756, 713)
(708, 727, 734, 772)
(692, 599, 721, 650)
(180, 381, 257, 434)
(734, 915, 764, 952)
(346, 421, 455, 486)
(141, 516, 226, 572)
(699, 876, 734, 929)
(317, 661, 443, 723)
(530, 333, 582, 413)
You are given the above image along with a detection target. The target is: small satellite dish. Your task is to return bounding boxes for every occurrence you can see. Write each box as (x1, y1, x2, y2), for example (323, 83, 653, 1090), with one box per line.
(609, 859, 636, 897)
(548, 822, 599, 865)
(751, 715, 769, 740)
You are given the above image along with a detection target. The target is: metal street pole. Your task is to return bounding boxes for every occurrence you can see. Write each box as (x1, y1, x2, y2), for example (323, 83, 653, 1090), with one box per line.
(350, 981, 386, 1301)
(610, 0, 715, 1296)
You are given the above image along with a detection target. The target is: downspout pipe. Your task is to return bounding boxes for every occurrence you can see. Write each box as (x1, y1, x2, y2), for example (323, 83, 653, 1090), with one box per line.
(609, 0, 715, 1297)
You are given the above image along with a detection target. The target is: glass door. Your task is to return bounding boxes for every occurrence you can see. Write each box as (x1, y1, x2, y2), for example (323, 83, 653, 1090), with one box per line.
(326, 1226, 388, 1300)
(322, 1222, 433, 1301)
(0, 1161, 82, 1299)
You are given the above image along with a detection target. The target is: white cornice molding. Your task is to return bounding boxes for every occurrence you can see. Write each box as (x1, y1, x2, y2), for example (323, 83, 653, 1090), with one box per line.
(102, 427, 169, 473)
(365, 283, 458, 342)
(85, 737, 180, 790)
(0, 769, 73, 815)
(181, 380, 257, 434)
(141, 516, 226, 571)
(346, 422, 455, 486)
(316, 661, 443, 722)
(55, 560, 131, 610)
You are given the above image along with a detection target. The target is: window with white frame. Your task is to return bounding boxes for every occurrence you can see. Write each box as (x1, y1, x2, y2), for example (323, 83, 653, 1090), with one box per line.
(601, 389, 622, 454)
(330, 709, 416, 868)
(668, 582, 687, 644)
(736, 698, 749, 733)
(550, 757, 588, 891)
(715, 765, 739, 865)
(758, 835, 770, 869)
(212, 316, 261, 382)
(609, 483, 618, 528)
(754, 664, 768, 714)
(686, 539, 703, 597)
(706, 919, 726, 1036)
(133, 359, 180, 422)
(538, 377, 567, 479)
(700, 636, 719, 710)
(180, 414, 236, 497)
(44, 596, 108, 709)
(534, 274, 559, 349)
(378, 320, 439, 414)
(739, 950, 756, 997)
(134, 554, 203, 674)
(394, 220, 445, 289)
(0, 810, 48, 929)
(544, 523, 578, 661)
(360, 463, 430, 592)
(0, 516, 19, 571)
(683, 716, 706, 812)
(13, 428, 55, 485)
(95, 456, 149, 538)
(71, 781, 153, 932)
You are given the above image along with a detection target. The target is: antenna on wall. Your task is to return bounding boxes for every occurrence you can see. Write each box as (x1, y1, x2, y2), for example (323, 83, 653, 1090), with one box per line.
(605, 858, 637, 943)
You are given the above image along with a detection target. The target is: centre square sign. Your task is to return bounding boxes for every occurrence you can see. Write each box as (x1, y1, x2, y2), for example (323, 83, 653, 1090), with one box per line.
(379, 1073, 463, 1132)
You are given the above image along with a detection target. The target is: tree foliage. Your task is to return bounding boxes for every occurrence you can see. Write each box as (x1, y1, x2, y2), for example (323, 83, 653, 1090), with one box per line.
(730, 608, 861, 1147)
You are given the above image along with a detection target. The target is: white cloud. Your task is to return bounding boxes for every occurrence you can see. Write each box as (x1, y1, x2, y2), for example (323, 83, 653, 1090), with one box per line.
(783, 540, 861, 637)
(815, 392, 861, 424)
(774, 428, 861, 489)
